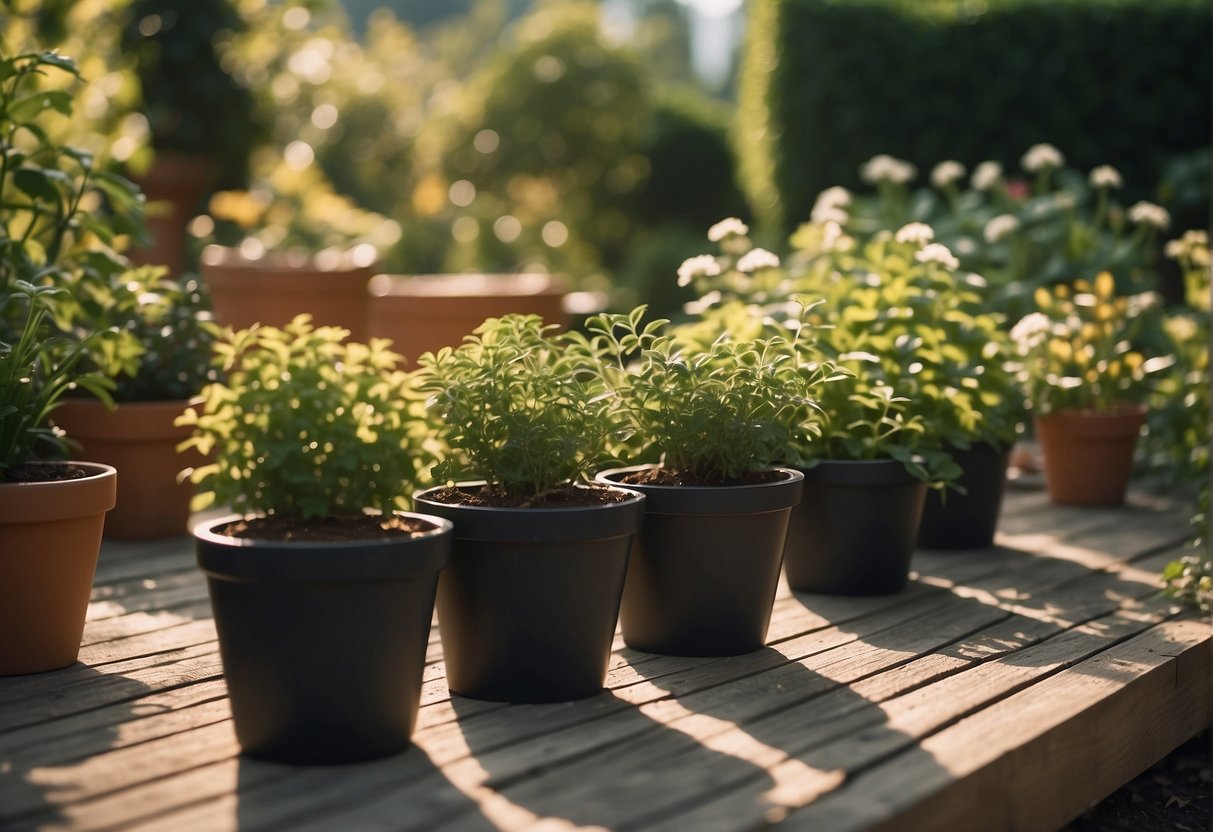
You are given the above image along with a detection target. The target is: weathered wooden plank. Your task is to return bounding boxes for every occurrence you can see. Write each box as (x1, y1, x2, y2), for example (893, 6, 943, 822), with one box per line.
(0, 644, 222, 727)
(104, 523, 1183, 829)
(0, 681, 229, 762)
(780, 616, 1212, 832)
(634, 600, 1182, 832)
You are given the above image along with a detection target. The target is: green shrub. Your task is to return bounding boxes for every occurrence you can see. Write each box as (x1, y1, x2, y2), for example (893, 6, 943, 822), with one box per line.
(178, 317, 433, 519)
(434, 4, 651, 282)
(739, 0, 1211, 233)
(416, 314, 621, 502)
(122, 0, 258, 188)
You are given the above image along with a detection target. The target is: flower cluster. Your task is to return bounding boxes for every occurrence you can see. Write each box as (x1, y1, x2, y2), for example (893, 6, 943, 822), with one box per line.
(1012, 273, 1163, 414)
(814, 144, 1189, 321)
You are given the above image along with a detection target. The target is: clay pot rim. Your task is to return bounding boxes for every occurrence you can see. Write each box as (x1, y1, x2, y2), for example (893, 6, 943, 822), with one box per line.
(201, 244, 378, 274)
(0, 462, 117, 522)
(368, 272, 568, 299)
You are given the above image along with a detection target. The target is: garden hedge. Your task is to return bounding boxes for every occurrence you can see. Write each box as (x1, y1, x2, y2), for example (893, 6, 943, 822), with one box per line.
(738, 0, 1212, 233)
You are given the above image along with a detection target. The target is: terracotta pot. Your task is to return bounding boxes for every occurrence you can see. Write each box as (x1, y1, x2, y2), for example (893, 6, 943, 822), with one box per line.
(128, 152, 217, 277)
(0, 463, 116, 675)
(1035, 406, 1146, 506)
(52, 399, 201, 539)
(366, 273, 569, 364)
(200, 245, 374, 340)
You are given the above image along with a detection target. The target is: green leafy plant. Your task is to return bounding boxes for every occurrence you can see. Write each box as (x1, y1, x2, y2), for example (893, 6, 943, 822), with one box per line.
(1012, 272, 1166, 415)
(122, 0, 258, 186)
(0, 283, 115, 477)
(177, 315, 434, 519)
(800, 224, 1024, 455)
(201, 164, 397, 263)
(415, 314, 621, 503)
(59, 266, 217, 402)
(0, 49, 150, 475)
(576, 303, 838, 485)
(811, 147, 1175, 321)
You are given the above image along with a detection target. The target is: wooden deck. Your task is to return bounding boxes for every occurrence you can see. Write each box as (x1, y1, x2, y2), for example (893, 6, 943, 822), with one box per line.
(1, 486, 1209, 832)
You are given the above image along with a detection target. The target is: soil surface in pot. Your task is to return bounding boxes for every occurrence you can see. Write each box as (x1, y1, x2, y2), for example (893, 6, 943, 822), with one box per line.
(219, 514, 437, 542)
(617, 468, 786, 487)
(1, 463, 91, 484)
(424, 483, 630, 508)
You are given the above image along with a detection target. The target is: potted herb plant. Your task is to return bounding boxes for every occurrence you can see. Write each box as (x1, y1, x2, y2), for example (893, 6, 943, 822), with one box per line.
(177, 316, 451, 764)
(1012, 273, 1161, 506)
(197, 166, 394, 341)
(0, 50, 138, 674)
(413, 314, 645, 703)
(789, 223, 1023, 555)
(51, 267, 216, 538)
(583, 302, 829, 656)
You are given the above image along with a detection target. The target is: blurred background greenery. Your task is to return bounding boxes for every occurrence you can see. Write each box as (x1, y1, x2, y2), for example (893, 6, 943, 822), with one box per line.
(2, 0, 1208, 321)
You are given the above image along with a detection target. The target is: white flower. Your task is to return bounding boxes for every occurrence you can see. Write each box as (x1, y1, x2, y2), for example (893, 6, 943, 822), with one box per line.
(894, 222, 935, 246)
(1089, 165, 1122, 189)
(814, 186, 852, 209)
(982, 214, 1020, 244)
(1128, 201, 1171, 230)
(736, 247, 781, 273)
(914, 243, 959, 270)
(820, 221, 852, 252)
(707, 217, 749, 242)
(930, 160, 966, 189)
(676, 254, 721, 287)
(1021, 143, 1064, 172)
(971, 161, 1003, 191)
(1010, 312, 1051, 351)
(860, 154, 917, 185)
(810, 204, 849, 225)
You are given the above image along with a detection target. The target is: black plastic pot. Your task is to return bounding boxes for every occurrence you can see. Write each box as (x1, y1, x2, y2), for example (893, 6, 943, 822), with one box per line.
(917, 442, 1011, 550)
(783, 460, 927, 596)
(596, 466, 804, 657)
(194, 513, 451, 765)
(414, 484, 645, 704)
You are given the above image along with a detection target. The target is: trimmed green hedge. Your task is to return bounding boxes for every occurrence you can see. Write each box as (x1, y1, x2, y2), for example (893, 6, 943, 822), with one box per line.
(738, 0, 1212, 233)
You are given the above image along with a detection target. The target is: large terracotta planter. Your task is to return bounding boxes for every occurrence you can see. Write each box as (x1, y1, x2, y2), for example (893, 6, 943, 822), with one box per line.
(0, 463, 117, 675)
(200, 245, 374, 340)
(366, 273, 568, 364)
(52, 399, 201, 539)
(1036, 406, 1146, 506)
(128, 151, 216, 277)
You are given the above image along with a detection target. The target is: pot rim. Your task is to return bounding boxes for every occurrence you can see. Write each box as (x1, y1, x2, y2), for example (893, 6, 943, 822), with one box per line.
(595, 465, 804, 515)
(794, 458, 925, 487)
(0, 462, 117, 523)
(414, 481, 645, 543)
(195, 511, 453, 583)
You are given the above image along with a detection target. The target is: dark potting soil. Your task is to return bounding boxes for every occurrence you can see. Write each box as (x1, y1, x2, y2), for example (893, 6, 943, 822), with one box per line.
(617, 467, 787, 488)
(425, 483, 631, 508)
(220, 514, 437, 542)
(1061, 731, 1211, 832)
(0, 463, 91, 484)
